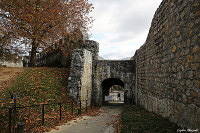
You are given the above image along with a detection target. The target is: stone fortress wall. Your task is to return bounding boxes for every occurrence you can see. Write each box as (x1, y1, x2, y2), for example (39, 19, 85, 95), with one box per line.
(36, 0, 199, 129)
(36, 50, 69, 67)
(133, 0, 200, 129)
(67, 40, 99, 107)
(67, 40, 135, 107)
(93, 60, 135, 106)
(67, 48, 93, 107)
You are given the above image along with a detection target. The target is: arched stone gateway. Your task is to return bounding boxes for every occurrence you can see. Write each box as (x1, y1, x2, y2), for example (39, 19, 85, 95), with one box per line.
(101, 78, 124, 105)
(67, 40, 135, 106)
(93, 60, 135, 106)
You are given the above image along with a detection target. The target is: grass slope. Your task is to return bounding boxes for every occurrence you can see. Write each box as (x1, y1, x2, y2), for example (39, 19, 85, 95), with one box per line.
(1, 67, 69, 106)
(0, 67, 73, 132)
(121, 104, 180, 133)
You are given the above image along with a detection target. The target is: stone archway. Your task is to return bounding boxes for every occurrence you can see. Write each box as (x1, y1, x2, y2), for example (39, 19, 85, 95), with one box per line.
(93, 60, 135, 106)
(67, 41, 135, 106)
(101, 78, 125, 105)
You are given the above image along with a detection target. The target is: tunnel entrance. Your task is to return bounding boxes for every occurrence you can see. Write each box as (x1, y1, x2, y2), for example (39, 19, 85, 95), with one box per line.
(102, 78, 125, 105)
(108, 85, 124, 104)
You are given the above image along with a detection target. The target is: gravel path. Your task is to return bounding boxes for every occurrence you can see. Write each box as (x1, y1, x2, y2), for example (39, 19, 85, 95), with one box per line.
(49, 105, 122, 133)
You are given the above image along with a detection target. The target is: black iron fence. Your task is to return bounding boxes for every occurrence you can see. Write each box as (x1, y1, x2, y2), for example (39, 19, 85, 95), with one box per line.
(0, 96, 92, 133)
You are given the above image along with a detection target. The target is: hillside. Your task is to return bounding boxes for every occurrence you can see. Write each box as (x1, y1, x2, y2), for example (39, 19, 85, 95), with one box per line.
(0, 67, 70, 105)
(0, 67, 73, 132)
(0, 67, 25, 91)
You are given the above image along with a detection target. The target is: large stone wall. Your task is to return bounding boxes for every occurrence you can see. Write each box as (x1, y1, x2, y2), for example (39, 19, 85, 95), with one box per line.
(83, 40, 99, 60)
(67, 40, 136, 107)
(36, 50, 69, 67)
(67, 40, 99, 107)
(67, 49, 93, 106)
(134, 0, 200, 129)
(80, 49, 93, 106)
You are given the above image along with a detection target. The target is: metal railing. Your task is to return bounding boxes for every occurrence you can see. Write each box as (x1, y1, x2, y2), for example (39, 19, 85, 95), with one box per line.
(0, 95, 92, 133)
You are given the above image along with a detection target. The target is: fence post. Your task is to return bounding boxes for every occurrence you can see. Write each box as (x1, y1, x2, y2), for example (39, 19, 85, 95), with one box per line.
(90, 100, 93, 110)
(9, 108, 12, 133)
(78, 101, 81, 114)
(71, 101, 74, 115)
(11, 94, 17, 133)
(42, 104, 45, 125)
(17, 123, 25, 133)
(86, 100, 88, 112)
(80, 100, 82, 114)
(59, 103, 62, 121)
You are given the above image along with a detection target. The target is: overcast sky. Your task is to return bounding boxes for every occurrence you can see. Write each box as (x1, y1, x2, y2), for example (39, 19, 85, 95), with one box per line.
(89, 0, 162, 60)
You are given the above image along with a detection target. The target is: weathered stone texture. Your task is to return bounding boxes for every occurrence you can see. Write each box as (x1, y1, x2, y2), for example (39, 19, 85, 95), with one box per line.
(81, 50, 93, 106)
(67, 40, 99, 107)
(66, 0, 199, 129)
(83, 40, 99, 59)
(36, 50, 69, 67)
(67, 49, 93, 107)
(93, 60, 135, 106)
(134, 0, 200, 129)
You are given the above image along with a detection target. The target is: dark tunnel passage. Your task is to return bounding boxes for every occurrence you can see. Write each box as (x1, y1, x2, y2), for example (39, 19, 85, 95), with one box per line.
(101, 78, 125, 105)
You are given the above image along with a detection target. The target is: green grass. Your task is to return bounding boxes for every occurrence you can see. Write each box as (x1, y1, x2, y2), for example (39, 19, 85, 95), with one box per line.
(0, 67, 74, 132)
(0, 67, 69, 106)
(121, 104, 180, 133)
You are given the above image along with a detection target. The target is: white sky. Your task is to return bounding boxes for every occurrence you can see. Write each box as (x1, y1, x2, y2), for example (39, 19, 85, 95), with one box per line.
(89, 0, 162, 60)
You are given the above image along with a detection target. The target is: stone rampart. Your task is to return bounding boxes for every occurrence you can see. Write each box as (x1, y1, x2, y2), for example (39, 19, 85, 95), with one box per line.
(36, 50, 69, 67)
(134, 0, 200, 129)
(67, 40, 99, 107)
(67, 49, 93, 107)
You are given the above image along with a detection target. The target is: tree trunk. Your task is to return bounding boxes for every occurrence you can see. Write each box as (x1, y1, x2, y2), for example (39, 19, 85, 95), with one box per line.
(29, 39, 37, 67)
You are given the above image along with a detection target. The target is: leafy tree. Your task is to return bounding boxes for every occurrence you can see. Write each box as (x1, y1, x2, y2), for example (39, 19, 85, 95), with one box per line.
(0, 22, 24, 62)
(0, 0, 93, 66)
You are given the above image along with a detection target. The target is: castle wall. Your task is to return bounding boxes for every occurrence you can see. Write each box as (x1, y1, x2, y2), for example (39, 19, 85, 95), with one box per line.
(67, 49, 93, 107)
(134, 0, 200, 129)
(36, 50, 69, 67)
(67, 40, 99, 107)
(93, 60, 135, 106)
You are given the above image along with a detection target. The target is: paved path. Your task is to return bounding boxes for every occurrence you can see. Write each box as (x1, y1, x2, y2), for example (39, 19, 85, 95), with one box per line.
(49, 105, 122, 133)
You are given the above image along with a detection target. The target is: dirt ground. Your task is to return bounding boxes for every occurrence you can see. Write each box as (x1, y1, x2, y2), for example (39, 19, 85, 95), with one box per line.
(49, 105, 123, 133)
(0, 67, 25, 91)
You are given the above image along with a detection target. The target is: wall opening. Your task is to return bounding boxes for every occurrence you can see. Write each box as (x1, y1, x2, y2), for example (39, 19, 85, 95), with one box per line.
(101, 78, 125, 105)
(108, 85, 124, 104)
